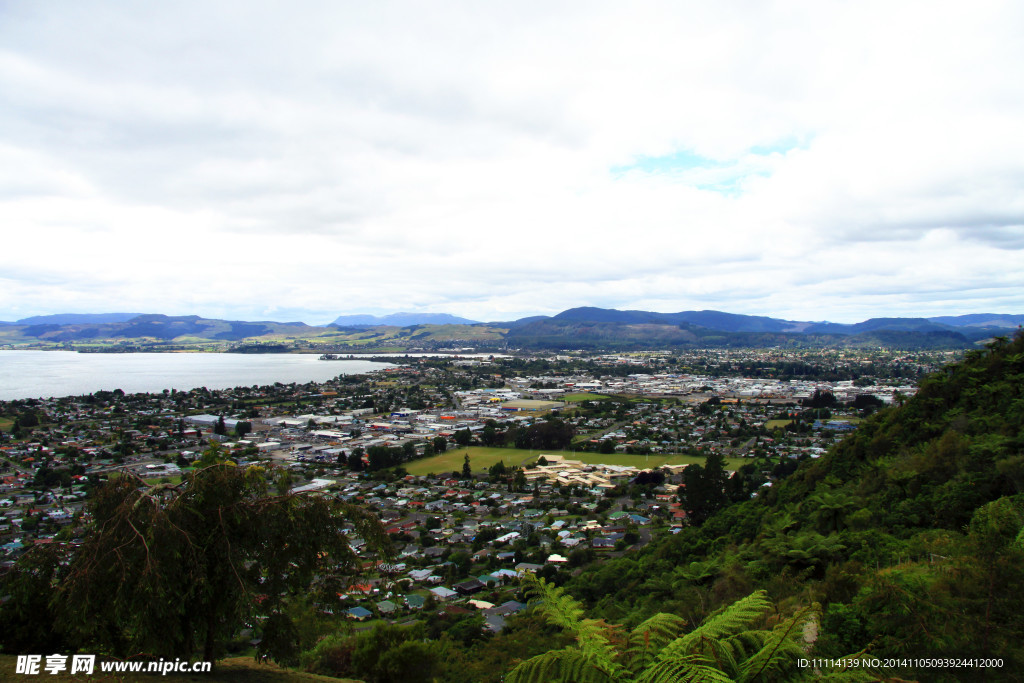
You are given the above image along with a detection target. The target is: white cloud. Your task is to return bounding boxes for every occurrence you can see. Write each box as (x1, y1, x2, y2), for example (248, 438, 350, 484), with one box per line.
(0, 0, 1022, 324)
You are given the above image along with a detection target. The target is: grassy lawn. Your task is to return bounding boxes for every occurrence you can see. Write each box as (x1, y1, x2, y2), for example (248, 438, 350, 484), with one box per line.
(146, 475, 183, 486)
(404, 447, 539, 475)
(0, 417, 13, 432)
(561, 393, 612, 402)
(764, 419, 793, 429)
(0, 655, 356, 682)
(404, 446, 748, 476)
(500, 399, 563, 410)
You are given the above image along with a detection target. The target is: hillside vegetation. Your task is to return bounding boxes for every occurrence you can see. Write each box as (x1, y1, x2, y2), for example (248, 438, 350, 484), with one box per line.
(563, 333, 1024, 680)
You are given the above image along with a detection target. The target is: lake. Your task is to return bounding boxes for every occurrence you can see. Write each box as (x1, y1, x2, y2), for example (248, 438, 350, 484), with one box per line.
(0, 351, 397, 401)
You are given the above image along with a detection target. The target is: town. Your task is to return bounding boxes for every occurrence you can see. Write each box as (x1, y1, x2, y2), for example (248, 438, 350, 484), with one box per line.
(0, 347, 951, 640)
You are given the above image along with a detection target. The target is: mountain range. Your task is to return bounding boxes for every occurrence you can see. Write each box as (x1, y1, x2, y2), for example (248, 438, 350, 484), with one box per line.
(0, 308, 1020, 349)
(330, 312, 479, 327)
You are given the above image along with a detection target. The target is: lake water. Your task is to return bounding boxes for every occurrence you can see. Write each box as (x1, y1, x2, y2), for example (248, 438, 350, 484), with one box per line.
(0, 351, 397, 401)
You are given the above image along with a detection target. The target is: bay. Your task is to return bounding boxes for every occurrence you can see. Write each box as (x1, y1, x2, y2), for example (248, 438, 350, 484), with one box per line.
(0, 351, 395, 401)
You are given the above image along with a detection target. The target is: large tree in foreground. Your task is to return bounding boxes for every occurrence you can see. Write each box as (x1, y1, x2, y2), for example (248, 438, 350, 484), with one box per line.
(52, 464, 389, 661)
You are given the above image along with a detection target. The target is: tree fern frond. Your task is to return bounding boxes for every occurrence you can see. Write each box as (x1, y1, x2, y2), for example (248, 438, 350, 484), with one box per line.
(690, 634, 741, 678)
(737, 604, 817, 683)
(623, 612, 690, 673)
(726, 629, 768, 664)
(631, 612, 689, 642)
(634, 653, 736, 683)
(506, 647, 616, 683)
(519, 573, 623, 677)
(660, 590, 772, 661)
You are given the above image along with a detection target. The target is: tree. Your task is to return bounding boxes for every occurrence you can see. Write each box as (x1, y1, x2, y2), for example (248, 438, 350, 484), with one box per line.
(462, 454, 472, 480)
(0, 544, 67, 654)
(507, 575, 841, 683)
(234, 421, 252, 438)
(481, 422, 499, 446)
(214, 415, 227, 436)
(678, 454, 729, 526)
(433, 436, 448, 454)
(490, 460, 507, 481)
(402, 440, 417, 460)
(454, 429, 473, 447)
(197, 439, 228, 467)
(348, 447, 365, 471)
(46, 465, 389, 661)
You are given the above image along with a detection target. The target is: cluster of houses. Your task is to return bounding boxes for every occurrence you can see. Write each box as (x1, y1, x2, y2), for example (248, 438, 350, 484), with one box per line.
(269, 461, 686, 630)
(2, 346, 943, 633)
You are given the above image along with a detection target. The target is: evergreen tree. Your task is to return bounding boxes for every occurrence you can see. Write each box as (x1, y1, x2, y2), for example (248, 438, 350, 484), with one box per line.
(347, 447, 364, 471)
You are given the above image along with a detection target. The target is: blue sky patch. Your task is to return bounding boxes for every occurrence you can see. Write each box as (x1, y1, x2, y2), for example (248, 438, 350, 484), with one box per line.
(611, 149, 723, 175)
(610, 138, 807, 194)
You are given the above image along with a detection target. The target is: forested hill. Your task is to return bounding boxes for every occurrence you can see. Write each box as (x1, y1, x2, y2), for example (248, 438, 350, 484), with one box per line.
(569, 332, 1024, 679)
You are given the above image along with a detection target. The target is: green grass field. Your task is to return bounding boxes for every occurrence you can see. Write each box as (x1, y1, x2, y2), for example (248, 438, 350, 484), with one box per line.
(501, 399, 563, 410)
(404, 446, 748, 476)
(146, 475, 184, 486)
(561, 393, 612, 402)
(764, 419, 793, 429)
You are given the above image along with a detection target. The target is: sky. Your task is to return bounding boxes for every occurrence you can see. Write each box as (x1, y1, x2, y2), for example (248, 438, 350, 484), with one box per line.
(1, 1, 1023, 325)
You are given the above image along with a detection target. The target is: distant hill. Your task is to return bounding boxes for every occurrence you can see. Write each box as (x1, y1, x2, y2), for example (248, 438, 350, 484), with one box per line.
(507, 307, 1003, 349)
(803, 317, 955, 335)
(927, 313, 1024, 328)
(16, 313, 144, 325)
(553, 307, 830, 333)
(330, 312, 479, 327)
(1, 314, 318, 344)
(1, 307, 1019, 351)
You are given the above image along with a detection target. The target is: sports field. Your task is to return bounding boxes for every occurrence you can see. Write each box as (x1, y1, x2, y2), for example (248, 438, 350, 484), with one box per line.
(403, 446, 748, 476)
(561, 393, 612, 402)
(500, 399, 563, 410)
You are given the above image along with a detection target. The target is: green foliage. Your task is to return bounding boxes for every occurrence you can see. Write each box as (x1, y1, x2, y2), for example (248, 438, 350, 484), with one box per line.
(677, 452, 729, 525)
(507, 575, 815, 683)
(562, 331, 1024, 679)
(41, 465, 389, 660)
(302, 623, 438, 683)
(0, 545, 67, 654)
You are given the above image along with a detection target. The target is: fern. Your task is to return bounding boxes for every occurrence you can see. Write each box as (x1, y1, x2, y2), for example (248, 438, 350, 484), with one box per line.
(725, 628, 770, 665)
(506, 649, 616, 683)
(736, 604, 817, 682)
(622, 612, 689, 674)
(518, 573, 625, 679)
(633, 654, 736, 683)
(507, 582, 824, 683)
(659, 590, 772, 661)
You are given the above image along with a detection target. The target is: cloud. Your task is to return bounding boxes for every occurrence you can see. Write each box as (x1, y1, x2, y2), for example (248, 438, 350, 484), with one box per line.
(0, 0, 1022, 324)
